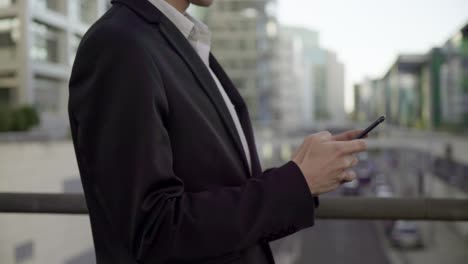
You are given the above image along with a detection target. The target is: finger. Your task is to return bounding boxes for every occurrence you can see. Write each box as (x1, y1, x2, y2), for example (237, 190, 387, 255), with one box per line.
(305, 131, 331, 144)
(316, 131, 332, 142)
(334, 155, 358, 171)
(332, 130, 363, 141)
(342, 155, 359, 169)
(339, 170, 357, 183)
(332, 140, 368, 155)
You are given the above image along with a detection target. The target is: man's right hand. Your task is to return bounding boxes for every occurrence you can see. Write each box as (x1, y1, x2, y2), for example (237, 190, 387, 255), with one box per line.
(292, 131, 368, 196)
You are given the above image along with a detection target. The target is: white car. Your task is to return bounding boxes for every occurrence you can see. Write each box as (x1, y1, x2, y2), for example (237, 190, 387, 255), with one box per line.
(390, 221, 424, 249)
(375, 184, 394, 198)
(341, 179, 360, 196)
(374, 173, 387, 186)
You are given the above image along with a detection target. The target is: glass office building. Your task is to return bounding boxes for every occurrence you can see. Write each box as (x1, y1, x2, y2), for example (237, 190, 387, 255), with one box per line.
(202, 0, 279, 126)
(0, 0, 108, 136)
(0, 1, 109, 262)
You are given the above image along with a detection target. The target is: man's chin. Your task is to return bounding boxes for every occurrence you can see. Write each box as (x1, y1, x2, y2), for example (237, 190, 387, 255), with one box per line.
(189, 0, 214, 7)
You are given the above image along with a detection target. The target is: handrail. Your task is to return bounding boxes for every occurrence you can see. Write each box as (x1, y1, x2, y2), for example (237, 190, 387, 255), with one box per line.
(1, 193, 468, 221)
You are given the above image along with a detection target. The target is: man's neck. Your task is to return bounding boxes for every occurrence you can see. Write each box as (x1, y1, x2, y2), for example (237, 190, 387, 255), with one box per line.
(165, 0, 190, 13)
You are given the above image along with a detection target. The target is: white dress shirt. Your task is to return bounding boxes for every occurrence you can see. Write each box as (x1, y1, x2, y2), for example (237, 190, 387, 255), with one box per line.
(147, 0, 252, 173)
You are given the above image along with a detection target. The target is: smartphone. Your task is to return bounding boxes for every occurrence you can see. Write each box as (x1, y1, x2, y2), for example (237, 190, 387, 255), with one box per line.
(354, 115, 386, 139)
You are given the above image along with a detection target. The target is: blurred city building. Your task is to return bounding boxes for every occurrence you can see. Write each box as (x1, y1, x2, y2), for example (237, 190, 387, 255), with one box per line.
(419, 48, 444, 130)
(195, 1, 346, 133)
(282, 27, 318, 126)
(353, 78, 385, 123)
(0, 0, 109, 137)
(354, 23, 468, 133)
(200, 0, 279, 127)
(276, 26, 345, 132)
(384, 54, 427, 127)
(0, 1, 109, 263)
(273, 26, 312, 133)
(440, 24, 468, 129)
(325, 50, 346, 123)
(193, 3, 346, 133)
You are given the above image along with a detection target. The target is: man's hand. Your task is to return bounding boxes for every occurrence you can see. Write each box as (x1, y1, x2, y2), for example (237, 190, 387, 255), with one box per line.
(292, 131, 368, 196)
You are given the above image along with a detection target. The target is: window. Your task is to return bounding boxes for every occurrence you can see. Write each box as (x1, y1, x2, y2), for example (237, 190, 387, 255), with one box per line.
(79, 0, 97, 24)
(31, 21, 61, 63)
(32, 0, 61, 13)
(0, 0, 16, 8)
(70, 34, 82, 65)
(71, 0, 98, 25)
(0, 87, 11, 105)
(34, 76, 61, 113)
(15, 241, 34, 263)
(239, 39, 247, 49)
(0, 17, 19, 60)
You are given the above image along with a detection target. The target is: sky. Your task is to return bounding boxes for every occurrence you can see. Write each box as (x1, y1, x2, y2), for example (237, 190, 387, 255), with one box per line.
(277, 0, 468, 112)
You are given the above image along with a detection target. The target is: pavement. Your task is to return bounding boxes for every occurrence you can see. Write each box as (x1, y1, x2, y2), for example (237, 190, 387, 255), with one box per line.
(376, 222, 468, 264)
(271, 192, 390, 264)
(270, 181, 468, 264)
(271, 215, 468, 264)
(271, 219, 390, 264)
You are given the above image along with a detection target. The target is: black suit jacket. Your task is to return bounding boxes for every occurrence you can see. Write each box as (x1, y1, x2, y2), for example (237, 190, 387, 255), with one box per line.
(68, 0, 317, 263)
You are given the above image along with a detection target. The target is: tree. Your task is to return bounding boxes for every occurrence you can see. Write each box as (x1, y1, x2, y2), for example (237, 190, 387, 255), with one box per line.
(0, 106, 13, 132)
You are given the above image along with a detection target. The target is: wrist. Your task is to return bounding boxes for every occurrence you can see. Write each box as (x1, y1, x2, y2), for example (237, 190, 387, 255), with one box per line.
(289, 160, 314, 196)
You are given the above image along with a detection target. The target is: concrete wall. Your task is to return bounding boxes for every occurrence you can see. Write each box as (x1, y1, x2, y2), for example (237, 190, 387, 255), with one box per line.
(0, 141, 94, 264)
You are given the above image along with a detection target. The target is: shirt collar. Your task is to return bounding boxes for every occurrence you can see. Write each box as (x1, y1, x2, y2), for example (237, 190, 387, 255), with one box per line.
(186, 12, 212, 45)
(146, 0, 211, 45)
(147, 0, 194, 38)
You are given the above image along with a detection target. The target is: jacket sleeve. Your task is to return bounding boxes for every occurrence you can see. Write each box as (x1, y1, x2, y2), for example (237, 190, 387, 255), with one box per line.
(69, 26, 317, 263)
(263, 169, 320, 209)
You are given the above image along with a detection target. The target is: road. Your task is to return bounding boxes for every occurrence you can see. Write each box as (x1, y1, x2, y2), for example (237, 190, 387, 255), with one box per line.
(271, 195, 390, 264)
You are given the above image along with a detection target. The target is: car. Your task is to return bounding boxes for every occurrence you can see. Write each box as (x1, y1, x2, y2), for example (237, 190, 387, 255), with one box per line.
(355, 153, 377, 185)
(375, 184, 394, 198)
(374, 173, 387, 186)
(341, 178, 360, 196)
(389, 221, 424, 249)
(356, 165, 372, 185)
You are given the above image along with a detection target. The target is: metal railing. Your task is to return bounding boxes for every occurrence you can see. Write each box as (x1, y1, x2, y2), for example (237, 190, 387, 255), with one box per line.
(1, 193, 468, 220)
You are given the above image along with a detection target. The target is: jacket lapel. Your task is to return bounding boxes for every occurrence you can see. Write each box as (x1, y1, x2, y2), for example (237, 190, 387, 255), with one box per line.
(210, 55, 262, 177)
(112, 0, 253, 176)
(158, 19, 251, 176)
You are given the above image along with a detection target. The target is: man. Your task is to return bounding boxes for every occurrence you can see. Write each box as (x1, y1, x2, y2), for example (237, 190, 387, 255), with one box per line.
(68, 0, 368, 263)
